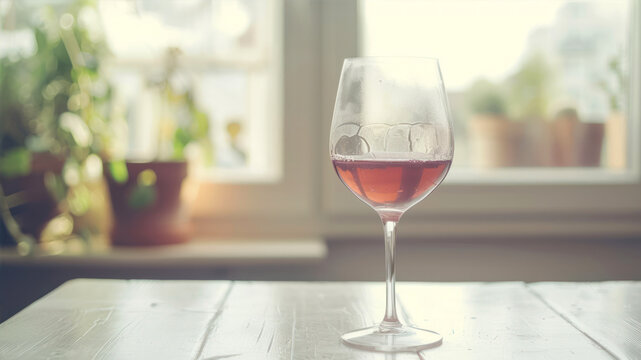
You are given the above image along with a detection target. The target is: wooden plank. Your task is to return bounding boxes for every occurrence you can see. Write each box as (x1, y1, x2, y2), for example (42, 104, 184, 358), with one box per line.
(199, 282, 612, 359)
(0, 279, 232, 360)
(396, 282, 613, 359)
(529, 282, 641, 360)
(0, 281, 618, 359)
(198, 282, 419, 359)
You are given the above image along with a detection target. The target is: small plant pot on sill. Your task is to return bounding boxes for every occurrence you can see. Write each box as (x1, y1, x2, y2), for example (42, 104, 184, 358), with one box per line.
(551, 111, 604, 167)
(469, 115, 545, 168)
(469, 115, 554, 168)
(468, 115, 517, 168)
(105, 161, 191, 246)
(605, 112, 626, 169)
(0, 153, 64, 246)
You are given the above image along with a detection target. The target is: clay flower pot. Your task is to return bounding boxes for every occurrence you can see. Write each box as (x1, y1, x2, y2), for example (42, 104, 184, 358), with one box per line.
(552, 110, 604, 167)
(469, 115, 555, 168)
(469, 115, 529, 168)
(0, 153, 63, 245)
(605, 112, 626, 169)
(105, 161, 191, 246)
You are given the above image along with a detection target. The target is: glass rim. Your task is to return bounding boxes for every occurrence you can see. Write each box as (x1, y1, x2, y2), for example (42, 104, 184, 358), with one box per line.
(343, 56, 441, 64)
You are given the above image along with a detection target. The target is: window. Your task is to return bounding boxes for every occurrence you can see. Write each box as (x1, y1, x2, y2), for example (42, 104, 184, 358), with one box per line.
(2, 0, 640, 240)
(359, 0, 639, 183)
(1, 0, 282, 182)
(100, 0, 282, 182)
(320, 0, 641, 238)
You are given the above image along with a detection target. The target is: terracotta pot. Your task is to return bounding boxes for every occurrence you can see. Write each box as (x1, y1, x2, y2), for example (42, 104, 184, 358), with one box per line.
(0, 153, 63, 246)
(551, 112, 604, 167)
(520, 119, 554, 167)
(551, 114, 577, 166)
(105, 161, 191, 246)
(605, 112, 626, 169)
(468, 115, 514, 168)
(575, 123, 604, 167)
(469, 115, 555, 168)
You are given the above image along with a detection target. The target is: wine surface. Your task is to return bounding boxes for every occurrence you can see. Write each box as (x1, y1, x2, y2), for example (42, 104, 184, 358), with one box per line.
(332, 158, 451, 211)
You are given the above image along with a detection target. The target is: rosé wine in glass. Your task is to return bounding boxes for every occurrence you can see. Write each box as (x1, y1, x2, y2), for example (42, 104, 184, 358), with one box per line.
(332, 157, 451, 219)
(329, 57, 453, 352)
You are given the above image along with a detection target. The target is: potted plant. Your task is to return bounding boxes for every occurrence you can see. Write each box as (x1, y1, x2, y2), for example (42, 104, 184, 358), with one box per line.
(504, 53, 556, 167)
(465, 79, 518, 168)
(0, 0, 113, 253)
(0, 56, 61, 250)
(550, 107, 604, 167)
(598, 56, 627, 169)
(549, 56, 620, 168)
(105, 48, 213, 246)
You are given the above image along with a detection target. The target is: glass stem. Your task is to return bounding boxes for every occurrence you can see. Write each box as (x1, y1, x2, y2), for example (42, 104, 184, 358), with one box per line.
(381, 220, 401, 328)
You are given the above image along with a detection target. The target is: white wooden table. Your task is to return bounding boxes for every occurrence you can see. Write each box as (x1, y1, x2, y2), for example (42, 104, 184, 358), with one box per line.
(0, 280, 638, 359)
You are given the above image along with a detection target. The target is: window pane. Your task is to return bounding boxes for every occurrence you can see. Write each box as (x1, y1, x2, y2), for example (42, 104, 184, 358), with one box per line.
(100, 0, 280, 180)
(0, 0, 281, 181)
(99, 0, 269, 63)
(360, 0, 632, 171)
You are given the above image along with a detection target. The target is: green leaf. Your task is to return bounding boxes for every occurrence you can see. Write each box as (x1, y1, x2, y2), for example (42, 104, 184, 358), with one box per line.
(192, 110, 210, 139)
(506, 54, 554, 119)
(109, 160, 128, 183)
(68, 184, 91, 216)
(44, 172, 68, 201)
(128, 184, 156, 210)
(466, 79, 507, 116)
(172, 127, 192, 160)
(0, 148, 32, 177)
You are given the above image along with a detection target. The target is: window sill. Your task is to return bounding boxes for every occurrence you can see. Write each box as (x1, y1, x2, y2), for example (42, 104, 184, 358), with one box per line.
(197, 167, 282, 184)
(446, 167, 640, 185)
(0, 238, 327, 268)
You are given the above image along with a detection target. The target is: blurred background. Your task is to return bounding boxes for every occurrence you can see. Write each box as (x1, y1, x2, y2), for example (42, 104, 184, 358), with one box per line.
(1, 0, 640, 321)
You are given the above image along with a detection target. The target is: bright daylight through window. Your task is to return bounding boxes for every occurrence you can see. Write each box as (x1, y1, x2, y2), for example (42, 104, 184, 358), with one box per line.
(360, 0, 637, 182)
(0, 0, 281, 183)
(101, 0, 281, 182)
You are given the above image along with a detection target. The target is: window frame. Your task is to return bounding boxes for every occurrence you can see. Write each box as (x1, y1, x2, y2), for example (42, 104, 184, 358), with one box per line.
(192, 0, 641, 240)
(317, 0, 641, 239)
(191, 0, 320, 227)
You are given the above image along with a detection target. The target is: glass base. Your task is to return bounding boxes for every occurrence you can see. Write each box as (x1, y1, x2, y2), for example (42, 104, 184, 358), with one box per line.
(341, 324, 442, 352)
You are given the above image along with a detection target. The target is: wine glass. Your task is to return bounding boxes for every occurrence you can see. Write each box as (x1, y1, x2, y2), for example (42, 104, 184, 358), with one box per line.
(329, 57, 454, 352)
